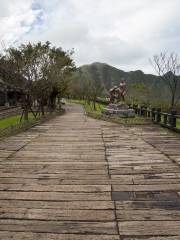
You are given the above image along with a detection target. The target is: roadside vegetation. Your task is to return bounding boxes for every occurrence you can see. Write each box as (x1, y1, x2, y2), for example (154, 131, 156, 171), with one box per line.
(69, 99, 146, 125)
(0, 113, 34, 129)
(0, 110, 64, 139)
(0, 41, 75, 121)
(0, 41, 75, 138)
(177, 120, 180, 128)
(1, 45, 180, 136)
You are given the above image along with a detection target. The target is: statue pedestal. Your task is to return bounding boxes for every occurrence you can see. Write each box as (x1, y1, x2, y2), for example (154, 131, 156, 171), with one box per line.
(102, 102, 135, 118)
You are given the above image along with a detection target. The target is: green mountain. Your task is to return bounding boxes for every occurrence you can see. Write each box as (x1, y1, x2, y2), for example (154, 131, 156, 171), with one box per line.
(75, 62, 172, 103)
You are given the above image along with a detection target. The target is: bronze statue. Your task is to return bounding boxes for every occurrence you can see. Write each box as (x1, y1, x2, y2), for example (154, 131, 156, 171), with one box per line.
(109, 79, 126, 103)
(119, 79, 126, 101)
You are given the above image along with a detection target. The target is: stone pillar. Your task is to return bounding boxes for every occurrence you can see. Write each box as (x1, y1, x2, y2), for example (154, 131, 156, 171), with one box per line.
(156, 108, 161, 123)
(151, 108, 155, 121)
(170, 109, 177, 128)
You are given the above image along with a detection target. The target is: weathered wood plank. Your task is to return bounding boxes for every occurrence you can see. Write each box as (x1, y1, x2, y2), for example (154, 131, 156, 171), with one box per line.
(0, 184, 111, 192)
(123, 237, 179, 240)
(116, 209, 180, 220)
(0, 208, 115, 221)
(113, 184, 180, 192)
(0, 200, 114, 209)
(0, 232, 120, 240)
(118, 221, 180, 236)
(0, 220, 117, 234)
(0, 177, 132, 185)
(116, 200, 180, 210)
(1, 103, 180, 239)
(0, 192, 111, 200)
(0, 173, 109, 179)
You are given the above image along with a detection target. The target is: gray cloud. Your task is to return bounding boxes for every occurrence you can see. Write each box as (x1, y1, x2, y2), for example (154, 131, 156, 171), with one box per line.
(1, 0, 180, 73)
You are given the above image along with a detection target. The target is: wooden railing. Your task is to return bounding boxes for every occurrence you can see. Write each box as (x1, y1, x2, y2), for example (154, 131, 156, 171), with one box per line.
(0, 106, 22, 119)
(130, 104, 180, 133)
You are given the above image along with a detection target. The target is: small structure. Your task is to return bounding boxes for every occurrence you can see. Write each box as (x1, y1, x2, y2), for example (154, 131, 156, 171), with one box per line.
(102, 79, 135, 118)
(0, 78, 22, 106)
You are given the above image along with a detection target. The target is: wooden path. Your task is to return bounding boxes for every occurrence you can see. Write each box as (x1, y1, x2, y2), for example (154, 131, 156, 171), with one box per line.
(0, 103, 180, 239)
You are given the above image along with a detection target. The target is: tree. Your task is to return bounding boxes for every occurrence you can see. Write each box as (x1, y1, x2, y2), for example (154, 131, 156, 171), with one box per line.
(130, 82, 151, 105)
(46, 47, 75, 110)
(89, 65, 104, 110)
(150, 52, 180, 109)
(0, 42, 75, 120)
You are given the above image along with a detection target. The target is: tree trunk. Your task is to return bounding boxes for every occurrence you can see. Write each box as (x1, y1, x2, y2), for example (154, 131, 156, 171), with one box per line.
(93, 98, 96, 111)
(171, 93, 175, 109)
(24, 108, 28, 121)
(49, 95, 57, 112)
(22, 96, 29, 121)
(41, 104, 45, 116)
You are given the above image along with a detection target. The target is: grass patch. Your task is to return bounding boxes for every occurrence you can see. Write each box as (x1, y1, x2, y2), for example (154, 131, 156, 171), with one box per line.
(0, 110, 65, 139)
(87, 110, 146, 125)
(177, 119, 180, 128)
(70, 99, 180, 132)
(0, 113, 36, 129)
(69, 99, 147, 125)
(84, 102, 104, 113)
(69, 99, 104, 112)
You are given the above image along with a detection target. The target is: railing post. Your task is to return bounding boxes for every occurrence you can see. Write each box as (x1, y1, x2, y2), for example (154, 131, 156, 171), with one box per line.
(156, 108, 161, 123)
(134, 104, 138, 114)
(140, 106, 144, 116)
(137, 105, 140, 115)
(144, 106, 147, 118)
(151, 108, 155, 121)
(170, 109, 177, 128)
(164, 114, 167, 125)
(129, 103, 179, 132)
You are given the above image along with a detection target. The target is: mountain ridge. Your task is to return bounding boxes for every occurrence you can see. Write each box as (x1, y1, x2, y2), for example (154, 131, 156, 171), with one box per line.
(75, 62, 168, 102)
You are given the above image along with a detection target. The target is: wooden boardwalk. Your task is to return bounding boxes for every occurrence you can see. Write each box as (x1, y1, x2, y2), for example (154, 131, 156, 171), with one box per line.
(0, 103, 180, 239)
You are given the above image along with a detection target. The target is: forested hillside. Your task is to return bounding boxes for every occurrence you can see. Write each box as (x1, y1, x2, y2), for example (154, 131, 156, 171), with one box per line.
(73, 62, 174, 104)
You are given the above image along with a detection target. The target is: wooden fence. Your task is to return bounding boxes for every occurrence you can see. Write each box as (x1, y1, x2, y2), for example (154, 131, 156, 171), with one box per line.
(130, 104, 180, 133)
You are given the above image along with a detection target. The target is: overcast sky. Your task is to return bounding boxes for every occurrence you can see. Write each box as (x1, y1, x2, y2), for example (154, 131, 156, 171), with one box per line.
(0, 0, 180, 73)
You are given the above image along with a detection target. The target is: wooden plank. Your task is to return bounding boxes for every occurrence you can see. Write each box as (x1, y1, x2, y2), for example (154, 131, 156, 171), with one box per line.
(118, 221, 180, 236)
(112, 184, 180, 192)
(0, 192, 111, 201)
(133, 178, 180, 185)
(0, 208, 115, 221)
(0, 168, 108, 174)
(0, 220, 117, 234)
(1, 103, 180, 239)
(116, 209, 180, 220)
(111, 172, 180, 179)
(0, 184, 111, 192)
(0, 173, 109, 179)
(0, 232, 120, 240)
(0, 177, 132, 185)
(0, 200, 114, 210)
(116, 200, 180, 210)
(123, 236, 179, 240)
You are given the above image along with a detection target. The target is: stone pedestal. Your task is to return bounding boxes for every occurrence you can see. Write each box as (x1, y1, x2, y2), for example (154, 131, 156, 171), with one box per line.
(102, 102, 135, 118)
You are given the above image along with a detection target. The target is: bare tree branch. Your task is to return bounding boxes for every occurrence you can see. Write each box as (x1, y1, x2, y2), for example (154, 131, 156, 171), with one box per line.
(150, 52, 180, 108)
